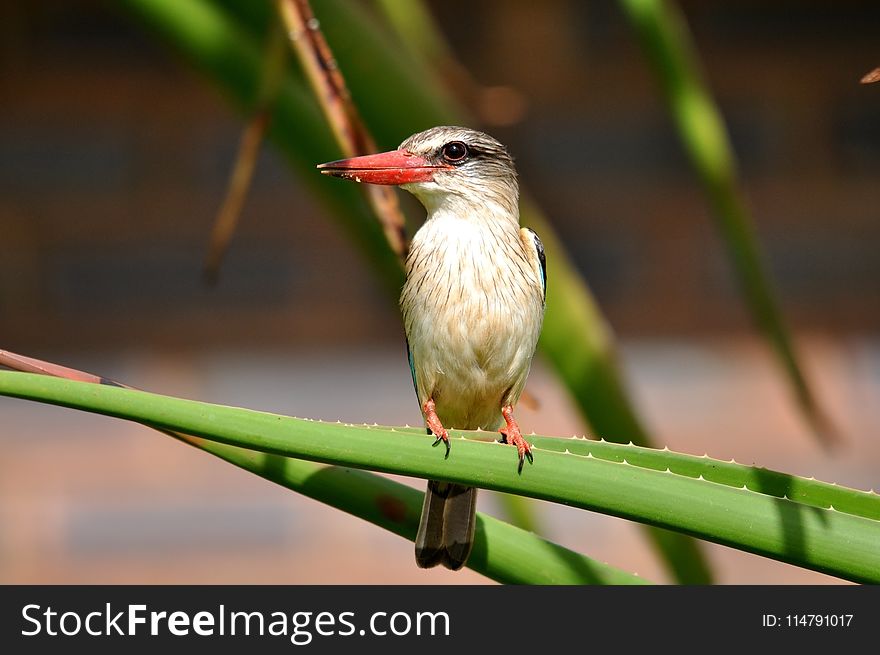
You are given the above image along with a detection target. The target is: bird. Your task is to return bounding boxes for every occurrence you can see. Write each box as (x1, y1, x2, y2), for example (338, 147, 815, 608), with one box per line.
(317, 126, 546, 570)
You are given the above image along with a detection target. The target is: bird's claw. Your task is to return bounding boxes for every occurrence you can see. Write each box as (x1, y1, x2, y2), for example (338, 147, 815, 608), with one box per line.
(431, 433, 451, 459)
(514, 441, 534, 474)
(519, 447, 534, 473)
(500, 428, 535, 475)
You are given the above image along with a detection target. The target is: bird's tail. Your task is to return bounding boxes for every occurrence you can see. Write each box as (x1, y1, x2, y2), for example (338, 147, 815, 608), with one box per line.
(414, 480, 477, 570)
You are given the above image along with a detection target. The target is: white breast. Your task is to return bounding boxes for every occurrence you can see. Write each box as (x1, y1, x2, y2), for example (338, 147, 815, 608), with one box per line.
(400, 211, 544, 431)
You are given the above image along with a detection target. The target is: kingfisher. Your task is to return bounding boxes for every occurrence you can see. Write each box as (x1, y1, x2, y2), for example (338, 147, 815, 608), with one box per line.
(318, 126, 546, 570)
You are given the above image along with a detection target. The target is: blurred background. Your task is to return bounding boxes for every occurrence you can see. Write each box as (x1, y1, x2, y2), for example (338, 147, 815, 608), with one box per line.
(1, 0, 878, 584)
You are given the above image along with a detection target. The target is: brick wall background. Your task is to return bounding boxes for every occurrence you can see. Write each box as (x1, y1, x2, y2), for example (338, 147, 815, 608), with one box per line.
(2, 2, 879, 348)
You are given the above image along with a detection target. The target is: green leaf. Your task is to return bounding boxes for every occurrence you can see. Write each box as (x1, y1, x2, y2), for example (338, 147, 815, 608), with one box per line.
(2, 372, 877, 583)
(619, 0, 835, 444)
(184, 437, 645, 585)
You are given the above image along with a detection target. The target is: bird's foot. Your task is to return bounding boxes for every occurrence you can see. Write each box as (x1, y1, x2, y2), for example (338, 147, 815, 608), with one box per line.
(423, 397, 450, 459)
(499, 405, 533, 474)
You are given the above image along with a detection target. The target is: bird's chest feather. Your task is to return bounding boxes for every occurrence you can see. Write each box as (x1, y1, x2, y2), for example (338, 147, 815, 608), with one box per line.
(400, 215, 542, 427)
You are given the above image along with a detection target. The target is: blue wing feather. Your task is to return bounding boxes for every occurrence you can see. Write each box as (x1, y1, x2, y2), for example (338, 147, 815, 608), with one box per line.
(524, 227, 546, 302)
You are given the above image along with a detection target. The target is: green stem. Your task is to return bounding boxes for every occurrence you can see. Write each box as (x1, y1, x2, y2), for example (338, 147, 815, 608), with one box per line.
(2, 373, 876, 583)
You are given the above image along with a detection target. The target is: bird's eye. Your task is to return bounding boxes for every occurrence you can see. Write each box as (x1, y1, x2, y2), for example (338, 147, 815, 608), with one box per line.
(441, 141, 469, 164)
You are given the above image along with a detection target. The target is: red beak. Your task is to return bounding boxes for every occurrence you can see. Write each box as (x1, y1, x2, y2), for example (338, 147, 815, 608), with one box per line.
(317, 149, 448, 185)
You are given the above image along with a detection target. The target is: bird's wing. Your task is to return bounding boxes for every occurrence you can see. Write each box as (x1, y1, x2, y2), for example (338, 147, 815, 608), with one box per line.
(521, 227, 546, 302)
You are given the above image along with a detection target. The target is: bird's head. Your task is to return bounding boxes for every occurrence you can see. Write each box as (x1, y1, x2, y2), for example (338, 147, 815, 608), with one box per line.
(318, 126, 518, 217)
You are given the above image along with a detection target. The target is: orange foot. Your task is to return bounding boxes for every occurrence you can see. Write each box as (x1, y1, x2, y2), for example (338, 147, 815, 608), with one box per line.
(499, 405, 534, 474)
(423, 397, 450, 459)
